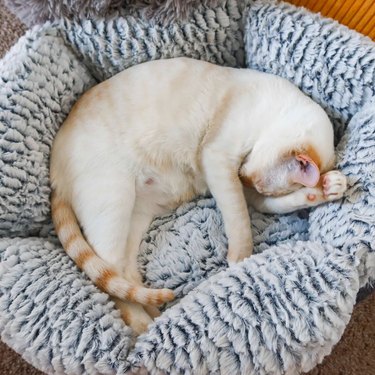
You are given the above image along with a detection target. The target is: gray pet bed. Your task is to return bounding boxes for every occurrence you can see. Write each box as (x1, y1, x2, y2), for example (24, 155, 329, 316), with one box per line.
(1, 0, 374, 374)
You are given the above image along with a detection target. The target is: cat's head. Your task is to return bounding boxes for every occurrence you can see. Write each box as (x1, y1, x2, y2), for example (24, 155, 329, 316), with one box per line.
(239, 104, 335, 196)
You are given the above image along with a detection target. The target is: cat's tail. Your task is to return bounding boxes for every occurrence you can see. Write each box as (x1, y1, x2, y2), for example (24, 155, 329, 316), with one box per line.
(50, 190, 175, 306)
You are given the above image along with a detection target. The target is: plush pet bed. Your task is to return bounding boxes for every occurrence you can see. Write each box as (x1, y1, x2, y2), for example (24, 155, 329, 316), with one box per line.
(0, 0, 374, 374)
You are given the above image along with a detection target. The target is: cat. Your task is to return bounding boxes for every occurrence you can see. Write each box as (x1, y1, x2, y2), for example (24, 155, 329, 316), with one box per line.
(50, 57, 347, 334)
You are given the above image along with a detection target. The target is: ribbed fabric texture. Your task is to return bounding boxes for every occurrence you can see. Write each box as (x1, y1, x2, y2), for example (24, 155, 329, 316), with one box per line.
(0, 28, 96, 237)
(0, 1, 374, 374)
(246, 2, 375, 126)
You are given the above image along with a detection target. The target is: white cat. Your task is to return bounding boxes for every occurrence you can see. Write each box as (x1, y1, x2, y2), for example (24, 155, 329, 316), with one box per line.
(50, 57, 347, 333)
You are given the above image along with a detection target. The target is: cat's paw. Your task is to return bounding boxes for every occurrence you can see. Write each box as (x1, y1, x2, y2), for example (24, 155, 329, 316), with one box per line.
(130, 315, 153, 336)
(114, 299, 153, 335)
(227, 242, 253, 265)
(322, 170, 347, 201)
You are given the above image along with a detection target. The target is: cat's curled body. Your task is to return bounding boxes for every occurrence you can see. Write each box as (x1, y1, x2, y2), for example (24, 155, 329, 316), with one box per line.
(50, 57, 347, 333)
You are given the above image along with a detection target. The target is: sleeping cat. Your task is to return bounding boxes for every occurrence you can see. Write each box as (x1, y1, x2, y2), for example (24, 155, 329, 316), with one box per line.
(50, 57, 347, 334)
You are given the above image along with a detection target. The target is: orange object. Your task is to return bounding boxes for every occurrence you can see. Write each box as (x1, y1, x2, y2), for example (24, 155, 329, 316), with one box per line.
(284, 0, 375, 39)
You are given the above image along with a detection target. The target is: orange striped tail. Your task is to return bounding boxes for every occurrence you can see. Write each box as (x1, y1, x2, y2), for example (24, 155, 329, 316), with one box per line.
(50, 190, 175, 306)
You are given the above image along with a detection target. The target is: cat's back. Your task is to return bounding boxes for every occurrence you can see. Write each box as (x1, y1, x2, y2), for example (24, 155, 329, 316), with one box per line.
(50, 59, 229, 195)
(59, 58, 233, 143)
(105, 57, 231, 130)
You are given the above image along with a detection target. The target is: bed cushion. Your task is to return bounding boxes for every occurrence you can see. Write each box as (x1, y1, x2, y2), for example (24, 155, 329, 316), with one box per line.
(0, 1, 374, 374)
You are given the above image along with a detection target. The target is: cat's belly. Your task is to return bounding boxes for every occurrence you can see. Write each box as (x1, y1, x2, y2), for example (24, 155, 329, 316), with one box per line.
(135, 168, 208, 213)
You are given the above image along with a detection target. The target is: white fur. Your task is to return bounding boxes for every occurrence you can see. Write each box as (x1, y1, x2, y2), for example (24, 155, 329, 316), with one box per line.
(50, 57, 345, 333)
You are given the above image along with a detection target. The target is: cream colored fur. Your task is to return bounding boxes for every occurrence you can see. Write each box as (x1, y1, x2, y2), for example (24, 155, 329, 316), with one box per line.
(50, 57, 347, 334)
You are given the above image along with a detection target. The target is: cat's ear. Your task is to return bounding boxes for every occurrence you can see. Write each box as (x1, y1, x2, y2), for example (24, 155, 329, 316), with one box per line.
(291, 154, 320, 187)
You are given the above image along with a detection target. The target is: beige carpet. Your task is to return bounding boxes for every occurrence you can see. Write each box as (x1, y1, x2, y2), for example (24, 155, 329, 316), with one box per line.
(0, 0, 25, 58)
(0, 1, 374, 374)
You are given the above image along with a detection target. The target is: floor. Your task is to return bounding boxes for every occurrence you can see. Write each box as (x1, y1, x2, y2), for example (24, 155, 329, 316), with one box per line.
(0, 0, 374, 374)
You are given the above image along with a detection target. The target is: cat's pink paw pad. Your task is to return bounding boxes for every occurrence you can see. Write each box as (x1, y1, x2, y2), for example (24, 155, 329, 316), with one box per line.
(322, 170, 347, 200)
(307, 193, 317, 201)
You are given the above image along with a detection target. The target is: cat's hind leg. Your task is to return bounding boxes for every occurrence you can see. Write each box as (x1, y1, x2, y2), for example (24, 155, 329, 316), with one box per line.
(123, 202, 156, 285)
(55, 166, 175, 306)
(72, 168, 136, 272)
(114, 204, 163, 335)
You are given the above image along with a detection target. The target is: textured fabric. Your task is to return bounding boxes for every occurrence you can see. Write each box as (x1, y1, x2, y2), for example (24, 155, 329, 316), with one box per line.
(0, 237, 133, 374)
(4, 0, 219, 27)
(57, 0, 249, 81)
(0, 29, 96, 237)
(0, 1, 374, 374)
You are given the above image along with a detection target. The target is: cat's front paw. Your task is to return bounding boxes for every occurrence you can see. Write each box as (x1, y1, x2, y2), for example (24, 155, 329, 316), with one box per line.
(227, 242, 253, 265)
(322, 170, 347, 201)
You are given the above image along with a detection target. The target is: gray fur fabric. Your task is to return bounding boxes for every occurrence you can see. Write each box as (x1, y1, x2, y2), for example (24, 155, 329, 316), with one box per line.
(0, 0, 374, 374)
(4, 0, 218, 27)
